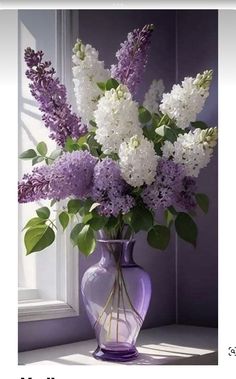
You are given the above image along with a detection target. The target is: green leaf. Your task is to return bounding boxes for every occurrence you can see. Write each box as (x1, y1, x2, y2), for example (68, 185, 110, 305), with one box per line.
(86, 133, 101, 156)
(154, 143, 162, 155)
(175, 212, 198, 247)
(59, 212, 69, 231)
(191, 121, 208, 130)
(36, 206, 50, 219)
(32, 156, 44, 166)
(89, 202, 100, 212)
(78, 199, 94, 217)
(82, 213, 93, 224)
(23, 217, 46, 230)
(189, 209, 197, 218)
(109, 152, 119, 161)
(106, 78, 119, 91)
(77, 135, 88, 147)
(97, 82, 106, 91)
(155, 125, 177, 143)
(129, 206, 154, 233)
(77, 225, 96, 256)
(143, 125, 157, 141)
(70, 223, 84, 246)
(155, 124, 168, 137)
(81, 143, 90, 151)
(152, 113, 161, 128)
(195, 193, 209, 214)
(37, 141, 47, 156)
(82, 199, 94, 214)
(49, 149, 62, 160)
(88, 215, 108, 231)
(164, 209, 174, 227)
(24, 225, 55, 255)
(138, 106, 152, 124)
(64, 137, 80, 152)
(104, 216, 119, 230)
(64, 137, 74, 152)
(168, 206, 178, 216)
(123, 212, 132, 225)
(147, 225, 170, 250)
(67, 199, 83, 214)
(171, 127, 185, 137)
(19, 149, 37, 159)
(89, 120, 97, 128)
(50, 199, 57, 207)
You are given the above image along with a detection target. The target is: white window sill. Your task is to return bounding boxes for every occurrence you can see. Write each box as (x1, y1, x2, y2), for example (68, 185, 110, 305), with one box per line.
(18, 300, 79, 322)
(18, 324, 218, 365)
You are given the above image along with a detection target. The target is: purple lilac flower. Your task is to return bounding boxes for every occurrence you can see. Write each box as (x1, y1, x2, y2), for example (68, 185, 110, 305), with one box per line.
(174, 176, 197, 211)
(92, 158, 135, 217)
(18, 151, 97, 203)
(18, 166, 51, 203)
(111, 24, 154, 96)
(24, 47, 87, 146)
(49, 151, 97, 200)
(142, 159, 185, 212)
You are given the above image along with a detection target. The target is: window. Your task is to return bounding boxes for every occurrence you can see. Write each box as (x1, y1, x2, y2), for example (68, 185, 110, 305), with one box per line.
(18, 10, 79, 322)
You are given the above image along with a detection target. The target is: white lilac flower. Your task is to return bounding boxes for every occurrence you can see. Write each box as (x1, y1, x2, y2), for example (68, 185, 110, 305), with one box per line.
(197, 127, 218, 149)
(161, 127, 217, 177)
(143, 79, 165, 114)
(72, 40, 110, 128)
(119, 134, 158, 187)
(160, 70, 213, 129)
(94, 84, 143, 154)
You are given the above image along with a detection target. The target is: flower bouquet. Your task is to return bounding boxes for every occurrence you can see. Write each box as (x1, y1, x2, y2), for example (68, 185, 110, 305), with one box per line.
(18, 24, 217, 361)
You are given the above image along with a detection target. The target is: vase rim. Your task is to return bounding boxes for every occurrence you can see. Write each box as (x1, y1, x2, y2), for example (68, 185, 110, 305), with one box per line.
(97, 238, 135, 244)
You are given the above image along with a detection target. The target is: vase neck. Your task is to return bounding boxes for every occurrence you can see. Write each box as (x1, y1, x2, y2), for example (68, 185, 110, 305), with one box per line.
(98, 239, 136, 267)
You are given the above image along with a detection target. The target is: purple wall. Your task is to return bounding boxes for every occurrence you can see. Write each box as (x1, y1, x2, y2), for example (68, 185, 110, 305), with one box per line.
(176, 10, 218, 327)
(18, 10, 218, 352)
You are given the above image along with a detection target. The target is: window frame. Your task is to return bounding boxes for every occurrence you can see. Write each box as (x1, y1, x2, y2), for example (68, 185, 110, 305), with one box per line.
(18, 10, 80, 322)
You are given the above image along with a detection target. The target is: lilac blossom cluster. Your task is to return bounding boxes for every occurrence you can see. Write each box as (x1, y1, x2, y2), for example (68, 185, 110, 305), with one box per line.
(111, 24, 154, 96)
(175, 176, 197, 211)
(18, 165, 51, 204)
(49, 151, 97, 200)
(18, 154, 135, 217)
(142, 159, 185, 212)
(92, 158, 135, 217)
(142, 159, 197, 213)
(19, 28, 213, 227)
(18, 151, 97, 203)
(18, 151, 197, 216)
(24, 48, 86, 146)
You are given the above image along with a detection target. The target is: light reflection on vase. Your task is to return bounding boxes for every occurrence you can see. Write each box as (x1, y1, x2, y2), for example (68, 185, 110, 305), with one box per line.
(81, 238, 151, 362)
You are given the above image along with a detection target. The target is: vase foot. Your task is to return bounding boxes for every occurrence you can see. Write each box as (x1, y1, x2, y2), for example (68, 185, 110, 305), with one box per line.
(93, 345, 139, 362)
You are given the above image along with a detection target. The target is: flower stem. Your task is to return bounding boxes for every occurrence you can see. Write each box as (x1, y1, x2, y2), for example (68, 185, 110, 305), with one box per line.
(48, 219, 58, 230)
(93, 256, 143, 343)
(116, 267, 121, 342)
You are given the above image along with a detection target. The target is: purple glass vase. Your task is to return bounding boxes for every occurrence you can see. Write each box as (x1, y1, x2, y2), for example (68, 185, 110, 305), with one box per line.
(81, 238, 152, 362)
